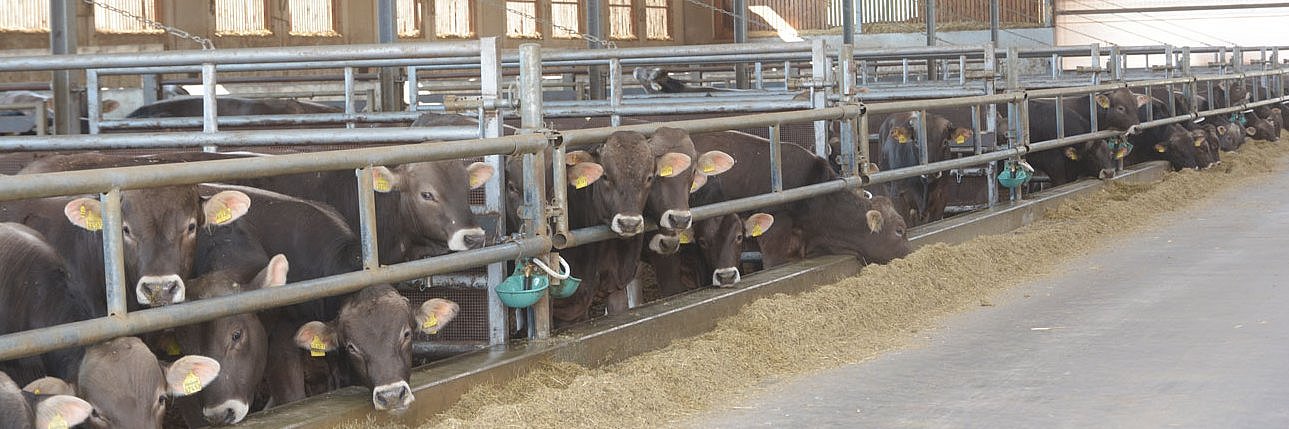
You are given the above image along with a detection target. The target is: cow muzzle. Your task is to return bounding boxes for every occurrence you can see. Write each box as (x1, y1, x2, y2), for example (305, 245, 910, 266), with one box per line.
(1098, 169, 1116, 180)
(712, 268, 741, 287)
(448, 228, 487, 251)
(649, 233, 681, 255)
(136, 274, 185, 306)
(660, 209, 693, 231)
(611, 214, 645, 236)
(372, 381, 414, 412)
(203, 400, 249, 426)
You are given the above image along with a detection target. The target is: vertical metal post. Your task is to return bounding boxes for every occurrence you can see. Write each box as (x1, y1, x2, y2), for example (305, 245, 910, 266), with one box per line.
(926, 0, 938, 80)
(141, 74, 160, 104)
(769, 124, 784, 192)
(519, 43, 551, 340)
(86, 69, 100, 135)
(1232, 46, 1244, 73)
(839, 44, 859, 178)
(101, 189, 127, 317)
(609, 58, 622, 127)
(754, 62, 764, 89)
(990, 0, 1000, 45)
(588, 0, 605, 99)
(983, 42, 999, 208)
(1165, 45, 1177, 117)
(958, 55, 967, 85)
(811, 38, 830, 157)
(344, 67, 356, 129)
(1006, 47, 1021, 202)
(479, 37, 508, 346)
(34, 104, 47, 136)
(734, 0, 749, 89)
(1088, 44, 1100, 132)
(50, 0, 77, 135)
(917, 109, 929, 167)
(1109, 45, 1122, 81)
(859, 112, 870, 174)
(842, 0, 855, 45)
(1182, 47, 1196, 114)
(405, 66, 418, 111)
(201, 63, 218, 152)
(377, 0, 401, 112)
(1055, 95, 1065, 138)
(355, 167, 381, 270)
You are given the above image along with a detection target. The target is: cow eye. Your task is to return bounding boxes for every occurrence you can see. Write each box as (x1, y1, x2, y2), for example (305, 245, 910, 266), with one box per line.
(186, 222, 197, 234)
(346, 342, 360, 354)
(231, 329, 243, 343)
(1116, 106, 1125, 112)
(402, 329, 413, 341)
(121, 225, 131, 236)
(158, 394, 166, 406)
(420, 191, 437, 202)
(895, 227, 906, 237)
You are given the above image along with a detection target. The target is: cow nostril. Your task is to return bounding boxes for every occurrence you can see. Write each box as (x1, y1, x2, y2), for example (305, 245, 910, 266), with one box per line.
(224, 408, 236, 424)
(669, 213, 692, 229)
(398, 387, 409, 401)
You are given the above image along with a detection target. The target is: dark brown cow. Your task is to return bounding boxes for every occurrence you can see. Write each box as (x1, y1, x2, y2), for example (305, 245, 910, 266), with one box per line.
(0, 371, 92, 429)
(689, 131, 911, 267)
(126, 97, 340, 118)
(76, 337, 219, 429)
(1025, 100, 1120, 185)
(172, 255, 288, 426)
(1127, 96, 1203, 170)
(876, 111, 975, 225)
(643, 127, 735, 254)
(649, 212, 775, 295)
(0, 223, 95, 384)
(292, 285, 458, 413)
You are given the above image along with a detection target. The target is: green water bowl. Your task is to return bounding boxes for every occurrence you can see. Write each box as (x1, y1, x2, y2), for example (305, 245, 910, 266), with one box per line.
(997, 168, 1031, 189)
(548, 276, 582, 299)
(495, 274, 549, 309)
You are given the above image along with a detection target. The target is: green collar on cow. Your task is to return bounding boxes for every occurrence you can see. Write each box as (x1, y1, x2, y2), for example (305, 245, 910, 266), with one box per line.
(1230, 113, 1248, 126)
(1105, 137, 1133, 160)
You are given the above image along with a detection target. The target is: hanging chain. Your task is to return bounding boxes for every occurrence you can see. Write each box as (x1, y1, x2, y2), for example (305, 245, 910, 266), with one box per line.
(81, 0, 215, 50)
(479, 0, 616, 48)
(681, 0, 776, 31)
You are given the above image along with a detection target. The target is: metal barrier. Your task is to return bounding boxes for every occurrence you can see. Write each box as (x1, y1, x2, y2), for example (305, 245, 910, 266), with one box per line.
(0, 39, 1287, 387)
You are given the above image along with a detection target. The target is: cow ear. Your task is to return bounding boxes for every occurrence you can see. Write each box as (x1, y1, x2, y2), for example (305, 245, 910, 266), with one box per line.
(165, 355, 221, 397)
(690, 173, 709, 193)
(565, 150, 595, 166)
(1095, 94, 1111, 109)
(251, 254, 289, 289)
(1154, 144, 1168, 153)
(949, 128, 972, 145)
(294, 321, 337, 357)
(370, 166, 398, 193)
(864, 162, 881, 174)
(567, 162, 604, 190)
(1217, 125, 1227, 134)
(866, 210, 884, 233)
(656, 152, 692, 178)
(23, 377, 74, 396)
(1135, 94, 1150, 108)
(744, 213, 774, 238)
(466, 162, 494, 190)
(1063, 147, 1079, 161)
(34, 395, 94, 429)
(415, 298, 460, 335)
(696, 150, 735, 176)
(202, 190, 250, 226)
(1246, 126, 1258, 136)
(63, 198, 104, 232)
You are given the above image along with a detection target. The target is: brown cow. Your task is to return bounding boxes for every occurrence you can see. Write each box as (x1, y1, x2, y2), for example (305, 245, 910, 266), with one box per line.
(125, 96, 340, 118)
(76, 337, 220, 429)
(0, 371, 92, 429)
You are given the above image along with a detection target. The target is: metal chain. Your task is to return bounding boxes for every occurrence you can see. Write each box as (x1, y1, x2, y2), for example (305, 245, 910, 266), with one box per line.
(681, 0, 776, 31)
(479, 0, 616, 48)
(81, 0, 214, 50)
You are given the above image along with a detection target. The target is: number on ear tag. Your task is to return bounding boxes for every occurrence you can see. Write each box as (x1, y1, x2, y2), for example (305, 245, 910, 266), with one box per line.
(659, 165, 674, 177)
(678, 230, 693, 244)
(80, 205, 103, 231)
(574, 176, 590, 189)
(309, 335, 327, 357)
(955, 135, 967, 144)
(47, 413, 68, 429)
(213, 207, 232, 224)
(750, 224, 765, 237)
(373, 176, 392, 192)
(422, 314, 439, 333)
(182, 371, 202, 395)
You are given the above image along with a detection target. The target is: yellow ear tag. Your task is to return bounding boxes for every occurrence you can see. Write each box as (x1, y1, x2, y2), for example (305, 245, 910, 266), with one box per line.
(1065, 148, 1078, 161)
(659, 165, 674, 177)
(469, 176, 485, 188)
(701, 164, 716, 174)
(574, 176, 590, 189)
(1155, 144, 1166, 153)
(212, 206, 232, 224)
(678, 230, 693, 244)
(1096, 96, 1111, 109)
(80, 205, 103, 231)
(164, 337, 182, 356)
(182, 371, 202, 395)
(309, 335, 326, 357)
(955, 134, 967, 144)
(47, 413, 68, 429)
(1194, 139, 1205, 148)
(422, 314, 439, 333)
(373, 176, 392, 192)
(750, 224, 764, 237)
(896, 135, 909, 144)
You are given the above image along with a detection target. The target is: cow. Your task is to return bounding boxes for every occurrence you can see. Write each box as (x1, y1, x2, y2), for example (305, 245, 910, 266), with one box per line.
(171, 255, 289, 427)
(126, 96, 340, 118)
(1024, 100, 1120, 185)
(688, 131, 910, 267)
(876, 111, 976, 225)
(648, 212, 775, 296)
(76, 337, 220, 429)
(1127, 96, 1204, 171)
(0, 372, 92, 429)
(632, 67, 753, 94)
(291, 285, 458, 413)
(642, 127, 735, 254)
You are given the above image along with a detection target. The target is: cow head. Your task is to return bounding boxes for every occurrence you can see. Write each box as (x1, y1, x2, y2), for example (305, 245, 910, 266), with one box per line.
(62, 188, 250, 307)
(1063, 140, 1117, 180)
(1197, 126, 1222, 168)
(1153, 125, 1202, 171)
(370, 160, 493, 252)
(1246, 113, 1280, 142)
(175, 254, 288, 426)
(692, 213, 773, 287)
(293, 285, 458, 413)
(1, 372, 93, 429)
(566, 131, 657, 237)
(1210, 122, 1246, 151)
(1093, 88, 1149, 132)
(77, 337, 220, 429)
(645, 127, 735, 254)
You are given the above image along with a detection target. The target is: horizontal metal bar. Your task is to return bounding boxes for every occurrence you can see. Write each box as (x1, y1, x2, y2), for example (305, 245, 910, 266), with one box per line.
(865, 92, 1023, 114)
(99, 111, 428, 130)
(559, 104, 862, 147)
(0, 237, 551, 362)
(542, 100, 814, 118)
(0, 127, 483, 151)
(1058, 3, 1289, 15)
(0, 133, 547, 200)
(0, 41, 483, 72)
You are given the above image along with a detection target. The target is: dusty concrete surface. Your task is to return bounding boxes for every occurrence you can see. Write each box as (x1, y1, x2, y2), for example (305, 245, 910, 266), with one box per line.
(688, 168, 1289, 428)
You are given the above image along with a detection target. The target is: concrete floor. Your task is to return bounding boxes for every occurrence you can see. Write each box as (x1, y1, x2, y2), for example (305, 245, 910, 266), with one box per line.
(688, 170, 1289, 429)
